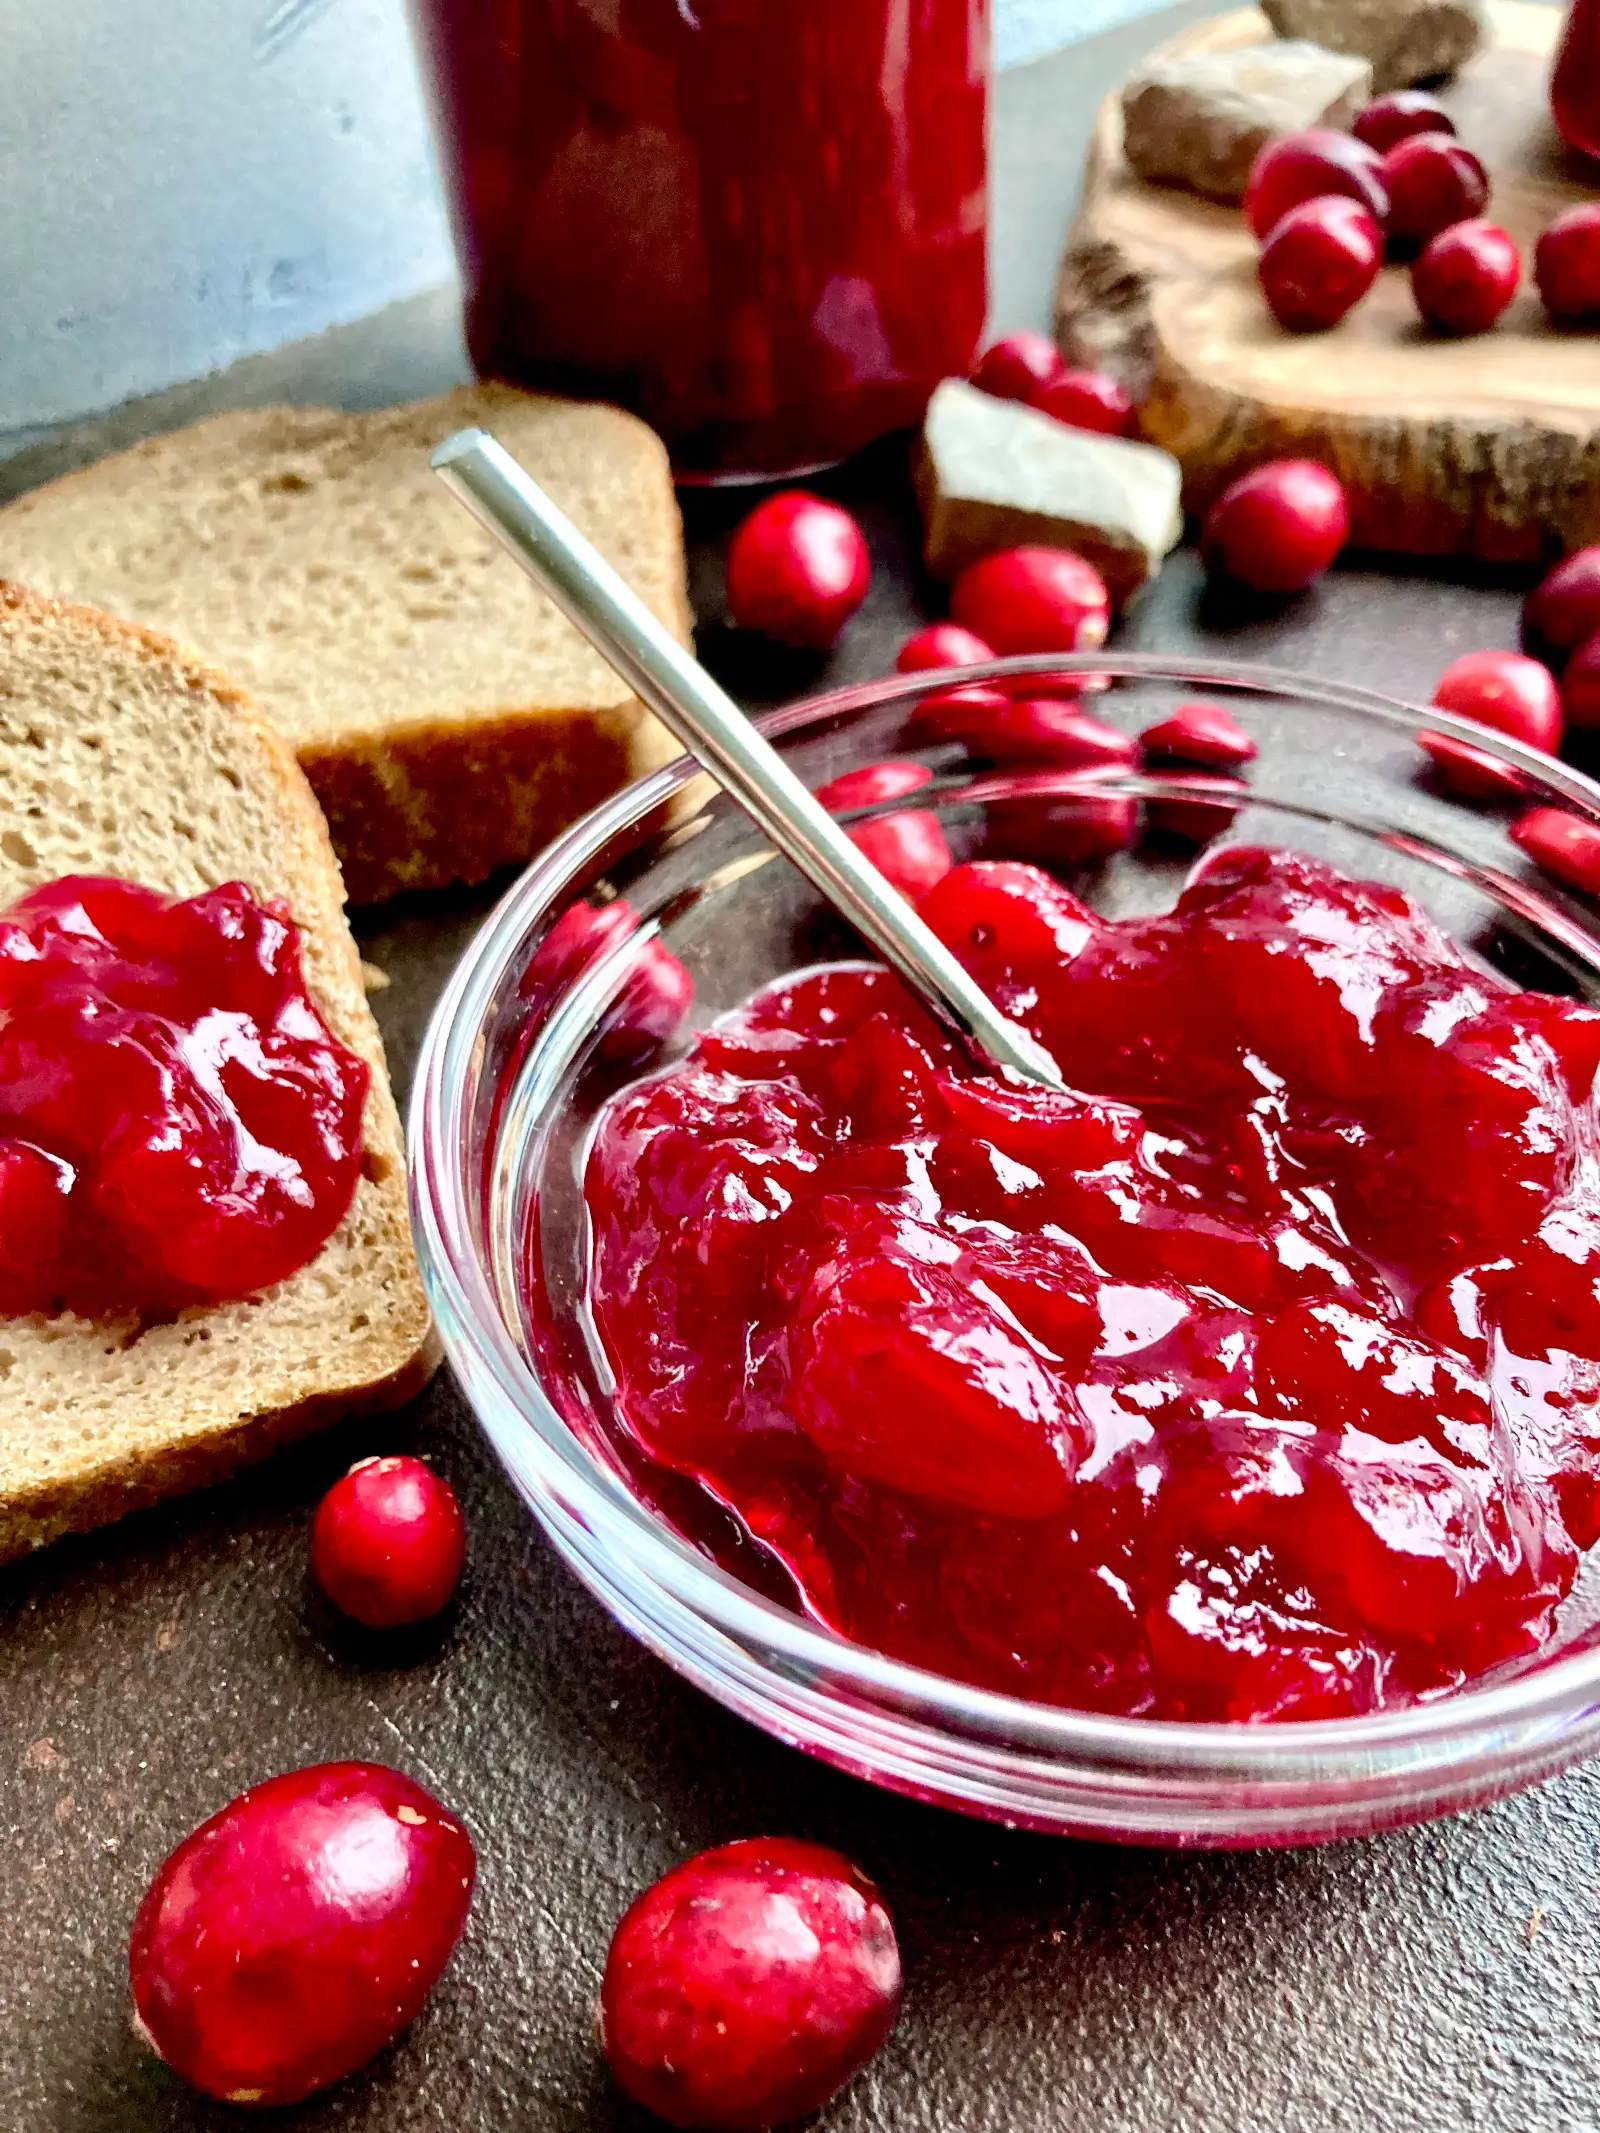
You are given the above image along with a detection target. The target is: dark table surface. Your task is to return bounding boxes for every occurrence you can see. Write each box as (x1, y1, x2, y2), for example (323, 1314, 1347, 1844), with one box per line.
(5, 19, 1598, 2133)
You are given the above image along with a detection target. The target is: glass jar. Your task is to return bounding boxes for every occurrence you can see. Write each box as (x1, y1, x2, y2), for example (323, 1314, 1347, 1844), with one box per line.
(1553, 0, 1600, 159)
(408, 0, 990, 483)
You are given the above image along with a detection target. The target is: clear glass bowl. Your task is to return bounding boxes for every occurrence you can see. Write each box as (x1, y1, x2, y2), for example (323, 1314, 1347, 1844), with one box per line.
(411, 655, 1600, 1847)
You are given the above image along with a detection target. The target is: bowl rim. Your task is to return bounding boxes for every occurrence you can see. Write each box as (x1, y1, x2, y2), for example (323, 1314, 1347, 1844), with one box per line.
(410, 651, 1600, 1774)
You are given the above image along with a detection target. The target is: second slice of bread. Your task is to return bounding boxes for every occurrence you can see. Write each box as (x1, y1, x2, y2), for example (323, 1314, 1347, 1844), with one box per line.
(0, 384, 692, 903)
(0, 582, 435, 1561)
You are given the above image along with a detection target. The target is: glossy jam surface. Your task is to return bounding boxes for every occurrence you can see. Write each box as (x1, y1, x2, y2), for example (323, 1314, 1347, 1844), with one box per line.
(410, 0, 988, 479)
(584, 850, 1600, 1722)
(0, 876, 368, 1317)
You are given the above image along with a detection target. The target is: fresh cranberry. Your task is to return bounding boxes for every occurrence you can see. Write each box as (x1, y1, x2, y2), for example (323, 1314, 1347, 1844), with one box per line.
(1258, 196, 1383, 331)
(1146, 773, 1248, 845)
(1382, 134, 1490, 247)
(816, 762, 951, 901)
(0, 876, 367, 1318)
(1526, 548, 1600, 665)
(1244, 128, 1389, 239)
(1201, 460, 1349, 593)
(1511, 807, 1600, 895)
(986, 790, 1139, 866)
(1035, 368, 1136, 436)
(1140, 701, 1258, 768)
(894, 622, 997, 674)
(524, 899, 692, 1065)
(969, 329, 1064, 406)
(310, 1455, 467, 1629)
(600, 1837, 901, 2131)
(1419, 650, 1563, 799)
(1536, 203, 1600, 322)
(950, 547, 1111, 654)
(725, 493, 870, 650)
(1562, 632, 1600, 728)
(1352, 91, 1457, 153)
(129, 1763, 475, 2106)
(1412, 219, 1520, 334)
(908, 693, 1137, 767)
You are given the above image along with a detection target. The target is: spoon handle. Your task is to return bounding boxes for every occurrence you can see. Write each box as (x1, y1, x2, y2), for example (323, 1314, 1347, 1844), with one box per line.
(432, 427, 1064, 1091)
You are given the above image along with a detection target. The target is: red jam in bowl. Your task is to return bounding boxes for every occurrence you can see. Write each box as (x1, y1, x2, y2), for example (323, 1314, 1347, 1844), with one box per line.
(583, 849, 1600, 1722)
(0, 876, 369, 1318)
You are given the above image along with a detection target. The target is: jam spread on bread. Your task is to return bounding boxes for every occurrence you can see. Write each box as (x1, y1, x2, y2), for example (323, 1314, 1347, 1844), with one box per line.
(582, 849, 1600, 1721)
(0, 876, 368, 1316)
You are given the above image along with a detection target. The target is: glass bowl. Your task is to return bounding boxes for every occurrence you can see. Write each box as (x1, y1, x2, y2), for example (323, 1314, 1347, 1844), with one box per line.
(410, 654, 1600, 1847)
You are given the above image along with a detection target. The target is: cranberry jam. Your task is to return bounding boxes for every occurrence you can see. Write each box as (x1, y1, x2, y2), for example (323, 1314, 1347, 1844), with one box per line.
(0, 875, 368, 1317)
(584, 848, 1600, 1723)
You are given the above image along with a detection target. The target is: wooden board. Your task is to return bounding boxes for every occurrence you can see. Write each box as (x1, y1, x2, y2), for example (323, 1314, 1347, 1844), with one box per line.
(1055, 1, 1600, 564)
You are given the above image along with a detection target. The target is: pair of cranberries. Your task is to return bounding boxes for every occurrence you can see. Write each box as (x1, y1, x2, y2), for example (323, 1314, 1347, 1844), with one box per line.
(968, 330, 1137, 437)
(134, 1782, 893, 2127)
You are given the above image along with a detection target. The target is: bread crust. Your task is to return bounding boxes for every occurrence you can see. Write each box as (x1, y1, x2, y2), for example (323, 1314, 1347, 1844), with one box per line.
(0, 581, 436, 1560)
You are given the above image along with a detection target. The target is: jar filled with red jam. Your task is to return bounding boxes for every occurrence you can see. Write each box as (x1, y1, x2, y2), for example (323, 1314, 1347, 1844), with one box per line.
(1553, 0, 1600, 159)
(408, 0, 990, 480)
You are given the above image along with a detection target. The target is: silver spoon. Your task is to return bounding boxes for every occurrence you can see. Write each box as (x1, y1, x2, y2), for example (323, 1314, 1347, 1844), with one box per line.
(431, 427, 1065, 1091)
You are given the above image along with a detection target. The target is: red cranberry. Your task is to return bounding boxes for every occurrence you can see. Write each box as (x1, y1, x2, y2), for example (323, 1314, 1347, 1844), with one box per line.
(1201, 460, 1349, 593)
(1511, 806, 1600, 896)
(1382, 134, 1489, 247)
(1258, 197, 1383, 331)
(1536, 203, 1600, 322)
(950, 547, 1111, 655)
(1420, 649, 1564, 799)
(986, 790, 1139, 866)
(1244, 129, 1389, 239)
(895, 622, 996, 674)
(1352, 91, 1457, 153)
(1412, 220, 1519, 334)
(311, 1455, 466, 1629)
(816, 761, 934, 811)
(129, 1763, 475, 2106)
(725, 493, 870, 650)
(1035, 368, 1136, 436)
(816, 762, 953, 899)
(1526, 548, 1600, 664)
(1563, 632, 1600, 728)
(909, 693, 1136, 767)
(970, 329, 1064, 405)
(1140, 701, 1258, 768)
(600, 1837, 900, 2131)
(1147, 774, 1248, 845)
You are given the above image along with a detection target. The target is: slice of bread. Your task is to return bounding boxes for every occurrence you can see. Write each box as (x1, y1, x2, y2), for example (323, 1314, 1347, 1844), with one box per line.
(0, 383, 691, 903)
(0, 581, 435, 1561)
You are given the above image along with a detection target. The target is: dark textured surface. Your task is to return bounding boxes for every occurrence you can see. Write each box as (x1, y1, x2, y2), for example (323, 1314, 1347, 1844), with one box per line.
(5, 24, 1599, 2133)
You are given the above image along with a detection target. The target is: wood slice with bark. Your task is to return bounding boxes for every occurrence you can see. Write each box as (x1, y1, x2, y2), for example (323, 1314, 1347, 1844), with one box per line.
(1056, 1, 1600, 564)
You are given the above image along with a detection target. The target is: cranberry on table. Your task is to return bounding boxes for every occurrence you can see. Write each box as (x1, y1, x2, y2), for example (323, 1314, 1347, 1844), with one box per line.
(986, 789, 1139, 865)
(311, 1455, 467, 1629)
(1535, 203, 1600, 323)
(725, 492, 870, 650)
(1352, 90, 1457, 153)
(909, 693, 1136, 767)
(1512, 807, 1600, 896)
(816, 761, 952, 901)
(1382, 134, 1490, 247)
(1420, 649, 1564, 800)
(1562, 633, 1600, 728)
(1243, 127, 1389, 239)
(1201, 460, 1350, 594)
(1525, 547, 1600, 665)
(1140, 700, 1258, 768)
(1411, 219, 1520, 335)
(950, 546, 1111, 655)
(894, 621, 996, 673)
(1258, 197, 1383, 332)
(1035, 367, 1136, 436)
(599, 1837, 901, 2131)
(129, 1762, 475, 2107)
(969, 328, 1064, 406)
